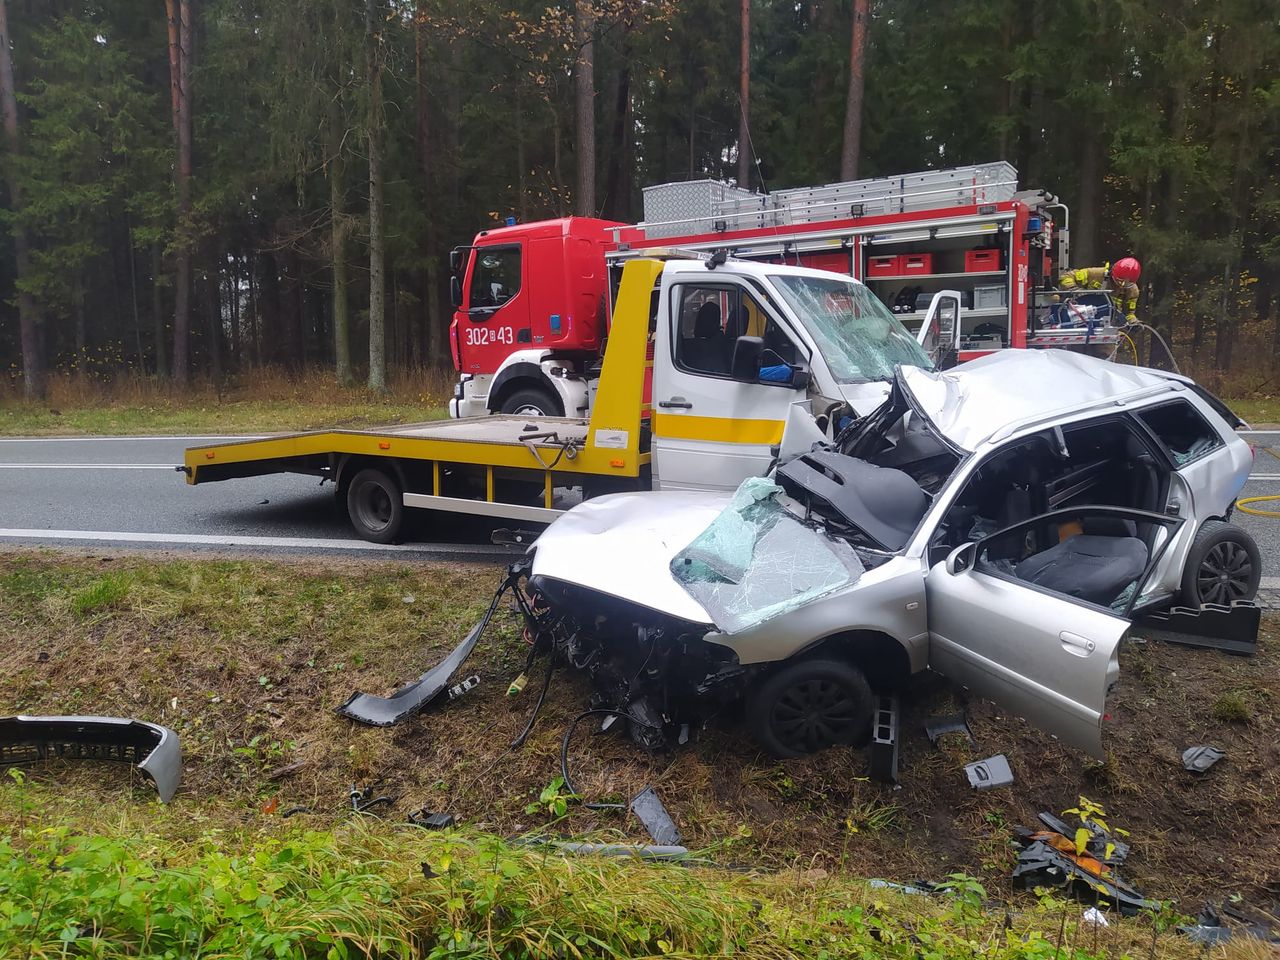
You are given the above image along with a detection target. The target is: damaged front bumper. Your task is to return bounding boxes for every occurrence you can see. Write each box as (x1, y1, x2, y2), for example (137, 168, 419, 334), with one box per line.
(0, 715, 182, 803)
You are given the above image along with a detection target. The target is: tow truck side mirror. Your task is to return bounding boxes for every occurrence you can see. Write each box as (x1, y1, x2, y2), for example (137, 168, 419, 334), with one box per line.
(788, 363, 810, 390)
(945, 541, 976, 576)
(449, 248, 464, 275)
(449, 275, 463, 309)
(731, 336, 763, 382)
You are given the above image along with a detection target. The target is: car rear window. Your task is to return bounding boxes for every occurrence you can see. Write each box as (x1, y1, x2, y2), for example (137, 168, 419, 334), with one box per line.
(1136, 400, 1223, 466)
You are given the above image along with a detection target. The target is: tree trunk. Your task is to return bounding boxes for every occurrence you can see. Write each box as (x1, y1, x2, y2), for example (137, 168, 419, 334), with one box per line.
(737, 0, 750, 188)
(366, 0, 386, 391)
(839, 0, 869, 181)
(602, 23, 634, 223)
(573, 0, 595, 216)
(229, 255, 240, 366)
(416, 1, 444, 369)
(151, 244, 167, 377)
(170, 0, 194, 387)
(0, 0, 44, 400)
(203, 254, 222, 390)
(328, 104, 353, 386)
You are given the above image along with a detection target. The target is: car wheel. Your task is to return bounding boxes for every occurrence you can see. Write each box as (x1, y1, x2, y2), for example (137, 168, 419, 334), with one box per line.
(347, 468, 404, 544)
(498, 386, 563, 418)
(1180, 520, 1261, 605)
(749, 658, 873, 759)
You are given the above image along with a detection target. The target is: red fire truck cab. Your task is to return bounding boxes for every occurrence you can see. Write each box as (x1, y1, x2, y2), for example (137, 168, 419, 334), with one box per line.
(449, 162, 1110, 420)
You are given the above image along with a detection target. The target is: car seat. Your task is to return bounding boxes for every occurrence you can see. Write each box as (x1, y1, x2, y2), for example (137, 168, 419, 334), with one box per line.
(1014, 533, 1148, 607)
(684, 301, 726, 373)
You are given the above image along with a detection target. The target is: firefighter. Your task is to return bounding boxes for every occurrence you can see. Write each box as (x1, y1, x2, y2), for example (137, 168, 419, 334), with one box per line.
(1057, 257, 1141, 324)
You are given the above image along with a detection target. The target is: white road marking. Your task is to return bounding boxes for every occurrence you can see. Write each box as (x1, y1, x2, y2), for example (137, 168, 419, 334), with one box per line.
(0, 463, 179, 470)
(1245, 474, 1280, 481)
(0, 528, 514, 555)
(1240, 430, 1280, 435)
(0, 435, 265, 443)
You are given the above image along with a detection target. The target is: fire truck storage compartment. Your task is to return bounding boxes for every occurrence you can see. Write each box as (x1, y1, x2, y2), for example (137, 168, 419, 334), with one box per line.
(866, 255, 903, 278)
(900, 253, 934, 275)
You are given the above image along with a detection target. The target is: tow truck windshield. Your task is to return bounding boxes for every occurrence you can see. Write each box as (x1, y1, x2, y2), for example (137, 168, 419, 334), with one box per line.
(770, 274, 933, 383)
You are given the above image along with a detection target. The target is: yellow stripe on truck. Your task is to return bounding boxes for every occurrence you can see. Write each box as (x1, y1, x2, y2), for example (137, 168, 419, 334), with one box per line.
(651, 413, 785, 445)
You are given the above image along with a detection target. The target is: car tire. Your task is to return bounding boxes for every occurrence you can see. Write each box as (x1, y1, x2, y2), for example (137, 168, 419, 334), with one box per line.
(498, 386, 563, 417)
(346, 468, 405, 544)
(749, 658, 873, 759)
(1180, 520, 1261, 606)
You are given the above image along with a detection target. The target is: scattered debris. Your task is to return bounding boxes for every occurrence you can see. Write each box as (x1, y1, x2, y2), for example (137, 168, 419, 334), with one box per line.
(1082, 907, 1109, 928)
(0, 714, 181, 803)
(337, 569, 520, 726)
(349, 783, 394, 813)
(965, 754, 1013, 790)
(630, 786, 681, 846)
(925, 713, 974, 747)
(1137, 600, 1261, 656)
(1012, 813, 1149, 914)
(1177, 902, 1280, 946)
(280, 805, 312, 818)
(407, 808, 455, 830)
(867, 695, 899, 785)
(868, 879, 935, 896)
(446, 675, 480, 702)
(522, 840, 692, 861)
(1181, 745, 1225, 773)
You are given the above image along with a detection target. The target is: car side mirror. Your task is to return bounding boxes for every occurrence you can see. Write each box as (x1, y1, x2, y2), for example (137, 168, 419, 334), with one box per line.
(731, 335, 763, 382)
(449, 275, 463, 309)
(945, 541, 976, 575)
(789, 363, 810, 390)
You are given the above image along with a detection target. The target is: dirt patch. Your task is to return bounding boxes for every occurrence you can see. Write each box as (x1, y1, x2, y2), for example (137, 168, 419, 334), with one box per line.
(2, 552, 1277, 911)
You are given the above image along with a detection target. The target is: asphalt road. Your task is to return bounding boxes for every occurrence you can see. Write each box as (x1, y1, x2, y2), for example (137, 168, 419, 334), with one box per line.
(0, 435, 518, 562)
(0, 433, 1276, 589)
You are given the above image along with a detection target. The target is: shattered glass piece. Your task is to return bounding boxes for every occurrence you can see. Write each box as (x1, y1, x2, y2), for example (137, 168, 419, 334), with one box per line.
(1109, 581, 1137, 612)
(672, 476, 784, 583)
(671, 478, 864, 634)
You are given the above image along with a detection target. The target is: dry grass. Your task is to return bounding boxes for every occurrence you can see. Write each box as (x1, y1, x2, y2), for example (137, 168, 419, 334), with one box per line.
(0, 365, 456, 435)
(1, 552, 1278, 930)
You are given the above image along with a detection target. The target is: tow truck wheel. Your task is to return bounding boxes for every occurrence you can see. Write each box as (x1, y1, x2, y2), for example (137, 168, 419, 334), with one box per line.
(347, 468, 405, 544)
(749, 658, 873, 759)
(498, 386, 563, 418)
(1180, 520, 1260, 606)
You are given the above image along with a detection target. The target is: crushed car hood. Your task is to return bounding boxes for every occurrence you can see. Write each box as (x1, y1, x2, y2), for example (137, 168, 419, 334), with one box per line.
(899, 350, 1176, 452)
(531, 490, 731, 623)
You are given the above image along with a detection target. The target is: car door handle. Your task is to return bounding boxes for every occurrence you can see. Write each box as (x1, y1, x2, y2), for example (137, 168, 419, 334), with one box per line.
(658, 397, 693, 409)
(1059, 631, 1096, 657)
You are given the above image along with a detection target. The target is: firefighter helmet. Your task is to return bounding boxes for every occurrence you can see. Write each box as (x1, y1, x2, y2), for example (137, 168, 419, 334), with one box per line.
(1111, 257, 1141, 283)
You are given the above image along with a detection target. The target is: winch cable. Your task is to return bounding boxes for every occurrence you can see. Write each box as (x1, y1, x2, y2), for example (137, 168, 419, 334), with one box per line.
(560, 708, 664, 810)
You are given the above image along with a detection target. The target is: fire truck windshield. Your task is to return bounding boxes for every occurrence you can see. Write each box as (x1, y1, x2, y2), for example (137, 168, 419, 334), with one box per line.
(769, 275, 933, 383)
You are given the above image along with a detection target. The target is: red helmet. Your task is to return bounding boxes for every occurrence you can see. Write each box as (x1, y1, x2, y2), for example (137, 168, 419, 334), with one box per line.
(1111, 257, 1141, 283)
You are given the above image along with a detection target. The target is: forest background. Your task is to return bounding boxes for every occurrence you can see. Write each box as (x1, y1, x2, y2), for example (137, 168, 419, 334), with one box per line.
(0, 0, 1276, 409)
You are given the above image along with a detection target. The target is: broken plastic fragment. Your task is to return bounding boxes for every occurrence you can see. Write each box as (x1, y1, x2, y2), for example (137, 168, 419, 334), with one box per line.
(964, 754, 1013, 790)
(1181, 744, 1225, 773)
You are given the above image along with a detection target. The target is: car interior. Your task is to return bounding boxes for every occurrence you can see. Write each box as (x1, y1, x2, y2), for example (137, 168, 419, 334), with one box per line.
(933, 415, 1172, 608)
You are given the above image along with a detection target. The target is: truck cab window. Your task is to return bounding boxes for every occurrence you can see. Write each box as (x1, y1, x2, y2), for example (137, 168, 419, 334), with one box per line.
(675, 285, 795, 377)
(469, 247, 521, 309)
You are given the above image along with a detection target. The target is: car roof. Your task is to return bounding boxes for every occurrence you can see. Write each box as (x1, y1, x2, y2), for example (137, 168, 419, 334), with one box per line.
(898, 350, 1184, 452)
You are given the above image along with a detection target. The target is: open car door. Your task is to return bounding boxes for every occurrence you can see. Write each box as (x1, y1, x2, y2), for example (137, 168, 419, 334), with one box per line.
(916, 290, 962, 367)
(924, 506, 1184, 759)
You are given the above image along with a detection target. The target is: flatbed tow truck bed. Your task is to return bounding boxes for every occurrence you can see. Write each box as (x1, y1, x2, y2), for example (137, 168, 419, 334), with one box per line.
(181, 261, 662, 539)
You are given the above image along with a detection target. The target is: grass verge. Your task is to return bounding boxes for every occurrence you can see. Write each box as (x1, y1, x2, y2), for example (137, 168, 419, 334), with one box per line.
(0, 552, 1277, 958)
(0, 367, 452, 436)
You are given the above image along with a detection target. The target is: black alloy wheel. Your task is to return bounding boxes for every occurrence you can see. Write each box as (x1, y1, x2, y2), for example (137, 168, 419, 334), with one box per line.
(749, 658, 873, 759)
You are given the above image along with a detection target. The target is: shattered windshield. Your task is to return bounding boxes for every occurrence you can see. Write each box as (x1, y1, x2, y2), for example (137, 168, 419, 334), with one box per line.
(770, 275, 933, 383)
(671, 477, 865, 634)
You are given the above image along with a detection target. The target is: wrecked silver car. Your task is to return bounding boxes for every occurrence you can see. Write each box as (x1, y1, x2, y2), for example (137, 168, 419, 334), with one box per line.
(526, 350, 1259, 760)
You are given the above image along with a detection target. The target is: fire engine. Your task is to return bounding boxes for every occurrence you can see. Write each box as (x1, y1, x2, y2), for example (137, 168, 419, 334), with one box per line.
(448, 162, 1112, 421)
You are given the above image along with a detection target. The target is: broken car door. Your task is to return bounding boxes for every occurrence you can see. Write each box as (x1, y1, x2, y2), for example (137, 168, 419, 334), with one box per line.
(651, 277, 811, 491)
(924, 506, 1182, 759)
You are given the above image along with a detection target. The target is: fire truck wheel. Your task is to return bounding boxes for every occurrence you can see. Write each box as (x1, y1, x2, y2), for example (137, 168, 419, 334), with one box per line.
(347, 468, 405, 544)
(498, 386, 563, 417)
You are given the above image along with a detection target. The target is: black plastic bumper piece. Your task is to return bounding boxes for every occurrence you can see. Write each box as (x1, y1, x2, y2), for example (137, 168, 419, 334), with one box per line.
(0, 715, 182, 802)
(867, 695, 899, 784)
(1136, 600, 1262, 655)
(336, 576, 511, 727)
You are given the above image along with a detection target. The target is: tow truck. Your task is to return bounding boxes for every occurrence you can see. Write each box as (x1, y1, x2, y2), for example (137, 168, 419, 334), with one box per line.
(183, 255, 940, 543)
(449, 161, 1115, 422)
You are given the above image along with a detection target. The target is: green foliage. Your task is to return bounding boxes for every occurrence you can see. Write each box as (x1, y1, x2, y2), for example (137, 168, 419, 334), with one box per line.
(1211, 690, 1253, 723)
(525, 774, 576, 818)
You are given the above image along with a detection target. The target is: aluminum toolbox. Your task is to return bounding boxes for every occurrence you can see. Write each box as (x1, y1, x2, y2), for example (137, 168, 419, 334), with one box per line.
(640, 180, 762, 239)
